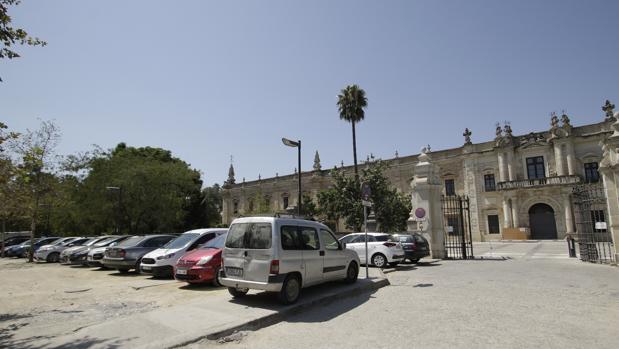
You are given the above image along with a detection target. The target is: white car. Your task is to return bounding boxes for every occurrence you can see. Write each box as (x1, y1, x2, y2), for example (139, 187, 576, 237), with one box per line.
(338, 233, 405, 268)
(140, 228, 227, 278)
(34, 237, 88, 263)
(220, 216, 360, 304)
(60, 236, 112, 264)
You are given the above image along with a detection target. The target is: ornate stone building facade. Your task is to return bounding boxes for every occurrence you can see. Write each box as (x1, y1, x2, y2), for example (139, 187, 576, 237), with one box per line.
(222, 109, 615, 242)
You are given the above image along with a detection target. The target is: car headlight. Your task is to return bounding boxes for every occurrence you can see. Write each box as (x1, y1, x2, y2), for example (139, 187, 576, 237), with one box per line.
(196, 256, 213, 266)
(156, 253, 176, 260)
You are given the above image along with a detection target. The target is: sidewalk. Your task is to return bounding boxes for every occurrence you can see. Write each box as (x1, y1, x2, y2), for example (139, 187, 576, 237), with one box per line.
(39, 269, 388, 349)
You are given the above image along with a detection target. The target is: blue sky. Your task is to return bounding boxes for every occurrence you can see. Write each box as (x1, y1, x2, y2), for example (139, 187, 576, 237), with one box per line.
(2, 0, 618, 186)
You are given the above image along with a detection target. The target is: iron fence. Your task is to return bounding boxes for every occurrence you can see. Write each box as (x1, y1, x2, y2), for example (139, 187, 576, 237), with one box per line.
(572, 183, 615, 264)
(440, 195, 474, 259)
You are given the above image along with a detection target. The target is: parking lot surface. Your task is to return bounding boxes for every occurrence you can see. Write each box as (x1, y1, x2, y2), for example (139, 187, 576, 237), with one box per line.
(189, 242, 619, 349)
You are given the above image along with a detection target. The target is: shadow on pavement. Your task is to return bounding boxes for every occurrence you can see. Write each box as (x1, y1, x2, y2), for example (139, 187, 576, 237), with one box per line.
(178, 283, 223, 292)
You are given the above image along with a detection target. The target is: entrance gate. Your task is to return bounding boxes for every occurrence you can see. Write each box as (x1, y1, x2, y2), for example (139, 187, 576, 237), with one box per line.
(440, 195, 474, 259)
(572, 183, 615, 264)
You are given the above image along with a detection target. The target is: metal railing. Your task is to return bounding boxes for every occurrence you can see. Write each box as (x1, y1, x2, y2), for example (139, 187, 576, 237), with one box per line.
(497, 175, 581, 191)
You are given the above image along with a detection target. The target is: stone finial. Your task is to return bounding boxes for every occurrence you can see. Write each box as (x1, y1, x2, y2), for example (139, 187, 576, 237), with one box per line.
(258, 174, 261, 180)
(603, 100, 615, 120)
(313, 151, 321, 171)
(276, 172, 279, 178)
(340, 160, 344, 167)
(561, 111, 571, 127)
(395, 150, 399, 158)
(550, 112, 559, 128)
(463, 128, 472, 145)
(495, 123, 503, 138)
(294, 167, 297, 174)
(504, 123, 512, 137)
(366, 155, 370, 163)
(242, 177, 245, 183)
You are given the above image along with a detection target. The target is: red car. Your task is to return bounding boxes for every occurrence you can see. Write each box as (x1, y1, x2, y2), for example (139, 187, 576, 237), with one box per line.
(174, 233, 226, 285)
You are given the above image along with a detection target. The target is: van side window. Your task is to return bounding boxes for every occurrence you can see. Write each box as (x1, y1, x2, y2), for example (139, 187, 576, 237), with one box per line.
(300, 227, 319, 250)
(320, 229, 339, 250)
(281, 226, 299, 250)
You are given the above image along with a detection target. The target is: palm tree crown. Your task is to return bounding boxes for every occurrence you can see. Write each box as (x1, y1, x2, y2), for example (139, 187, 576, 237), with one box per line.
(337, 84, 368, 180)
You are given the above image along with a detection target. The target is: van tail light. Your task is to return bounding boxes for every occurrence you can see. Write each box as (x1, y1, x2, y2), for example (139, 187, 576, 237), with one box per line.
(270, 260, 280, 275)
(383, 242, 397, 248)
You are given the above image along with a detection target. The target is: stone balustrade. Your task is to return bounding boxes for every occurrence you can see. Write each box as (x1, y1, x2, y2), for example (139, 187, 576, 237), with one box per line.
(497, 175, 582, 191)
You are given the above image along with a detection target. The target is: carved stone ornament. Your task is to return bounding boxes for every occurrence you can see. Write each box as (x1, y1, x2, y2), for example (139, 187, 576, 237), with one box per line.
(602, 100, 615, 120)
(463, 128, 472, 145)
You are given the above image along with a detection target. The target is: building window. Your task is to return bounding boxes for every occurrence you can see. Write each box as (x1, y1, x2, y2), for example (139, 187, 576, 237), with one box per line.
(233, 201, 239, 214)
(526, 156, 545, 179)
(591, 210, 607, 232)
(584, 162, 599, 183)
(446, 216, 461, 235)
(283, 196, 289, 209)
(487, 215, 500, 234)
(484, 174, 496, 192)
(445, 179, 455, 196)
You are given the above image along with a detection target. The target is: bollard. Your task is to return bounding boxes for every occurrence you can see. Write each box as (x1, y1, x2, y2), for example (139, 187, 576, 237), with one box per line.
(566, 234, 576, 258)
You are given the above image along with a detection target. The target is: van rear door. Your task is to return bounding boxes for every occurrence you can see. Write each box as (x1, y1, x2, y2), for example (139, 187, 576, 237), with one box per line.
(224, 222, 273, 283)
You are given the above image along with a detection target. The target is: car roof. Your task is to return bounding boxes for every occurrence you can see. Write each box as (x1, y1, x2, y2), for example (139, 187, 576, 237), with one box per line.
(181, 228, 228, 235)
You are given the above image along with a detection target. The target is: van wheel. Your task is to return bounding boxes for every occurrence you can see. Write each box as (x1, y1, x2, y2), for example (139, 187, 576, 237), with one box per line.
(371, 253, 387, 268)
(228, 287, 248, 298)
(47, 252, 60, 263)
(344, 262, 358, 284)
(278, 274, 301, 304)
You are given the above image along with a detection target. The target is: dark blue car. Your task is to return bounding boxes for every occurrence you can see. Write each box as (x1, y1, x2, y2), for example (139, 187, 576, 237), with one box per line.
(5, 237, 60, 258)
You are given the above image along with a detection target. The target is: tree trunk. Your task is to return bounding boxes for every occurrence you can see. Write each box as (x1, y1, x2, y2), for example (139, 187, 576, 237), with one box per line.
(352, 120, 359, 181)
(1, 219, 5, 258)
(28, 196, 39, 263)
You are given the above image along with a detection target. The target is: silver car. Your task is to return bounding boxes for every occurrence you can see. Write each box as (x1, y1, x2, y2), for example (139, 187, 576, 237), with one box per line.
(34, 237, 88, 263)
(220, 216, 360, 304)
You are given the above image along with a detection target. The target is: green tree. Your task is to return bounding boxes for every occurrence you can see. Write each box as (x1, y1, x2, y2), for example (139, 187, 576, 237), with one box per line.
(299, 193, 318, 218)
(0, 121, 20, 256)
(1, 0, 46, 81)
(318, 160, 411, 233)
(247, 190, 271, 215)
(337, 84, 368, 181)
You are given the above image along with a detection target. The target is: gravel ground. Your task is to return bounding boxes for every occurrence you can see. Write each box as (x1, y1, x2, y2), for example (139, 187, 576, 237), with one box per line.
(0, 258, 225, 348)
(189, 244, 619, 349)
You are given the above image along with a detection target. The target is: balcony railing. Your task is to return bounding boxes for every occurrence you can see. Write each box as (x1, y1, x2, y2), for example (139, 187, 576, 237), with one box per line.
(497, 175, 581, 191)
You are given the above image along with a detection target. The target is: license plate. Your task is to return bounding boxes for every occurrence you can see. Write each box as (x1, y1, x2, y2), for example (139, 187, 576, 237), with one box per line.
(176, 268, 187, 275)
(142, 266, 151, 271)
(226, 267, 243, 277)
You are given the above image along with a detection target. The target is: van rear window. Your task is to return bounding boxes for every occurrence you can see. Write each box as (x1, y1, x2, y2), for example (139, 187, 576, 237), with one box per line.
(226, 223, 272, 249)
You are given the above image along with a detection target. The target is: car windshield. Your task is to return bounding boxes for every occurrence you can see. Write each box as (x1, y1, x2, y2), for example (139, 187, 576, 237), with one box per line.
(54, 238, 74, 246)
(82, 238, 99, 246)
(226, 223, 272, 249)
(94, 237, 118, 247)
(163, 233, 199, 249)
(395, 235, 414, 243)
(115, 236, 144, 247)
(202, 234, 226, 249)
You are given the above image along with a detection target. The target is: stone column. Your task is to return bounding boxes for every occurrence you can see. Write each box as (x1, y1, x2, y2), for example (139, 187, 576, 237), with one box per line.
(554, 143, 566, 176)
(566, 142, 577, 176)
(408, 149, 445, 259)
(564, 194, 574, 235)
(599, 114, 619, 261)
(497, 152, 507, 182)
(511, 196, 519, 228)
(507, 150, 515, 181)
(502, 197, 513, 228)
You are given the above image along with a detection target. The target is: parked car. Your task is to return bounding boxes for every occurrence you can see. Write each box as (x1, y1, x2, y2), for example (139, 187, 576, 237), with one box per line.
(60, 236, 114, 265)
(141, 228, 227, 278)
(175, 233, 228, 285)
(86, 236, 131, 267)
(220, 216, 360, 304)
(33, 237, 88, 262)
(5, 237, 60, 258)
(338, 232, 405, 268)
(391, 233, 430, 263)
(2, 236, 30, 250)
(102, 235, 176, 273)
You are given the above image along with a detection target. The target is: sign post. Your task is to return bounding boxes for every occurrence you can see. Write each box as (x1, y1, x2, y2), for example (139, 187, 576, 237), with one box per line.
(361, 183, 372, 278)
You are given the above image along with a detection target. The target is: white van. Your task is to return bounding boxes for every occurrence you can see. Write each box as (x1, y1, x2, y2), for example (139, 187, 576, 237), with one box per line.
(220, 216, 360, 304)
(140, 228, 227, 277)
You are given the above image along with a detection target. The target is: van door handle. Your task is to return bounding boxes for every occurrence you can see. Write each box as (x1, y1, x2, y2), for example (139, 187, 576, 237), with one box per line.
(319, 251, 325, 256)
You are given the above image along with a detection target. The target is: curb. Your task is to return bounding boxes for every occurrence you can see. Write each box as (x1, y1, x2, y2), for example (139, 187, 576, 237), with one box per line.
(168, 277, 390, 348)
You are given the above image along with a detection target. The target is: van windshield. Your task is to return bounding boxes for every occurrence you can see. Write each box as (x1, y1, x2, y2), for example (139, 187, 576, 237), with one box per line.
(226, 223, 272, 249)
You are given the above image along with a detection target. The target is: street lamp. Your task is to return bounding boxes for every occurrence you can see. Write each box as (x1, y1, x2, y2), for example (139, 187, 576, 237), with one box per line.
(106, 186, 122, 234)
(282, 137, 301, 216)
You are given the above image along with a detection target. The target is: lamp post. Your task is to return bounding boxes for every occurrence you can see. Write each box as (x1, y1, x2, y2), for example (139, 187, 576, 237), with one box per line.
(106, 186, 122, 234)
(282, 137, 301, 216)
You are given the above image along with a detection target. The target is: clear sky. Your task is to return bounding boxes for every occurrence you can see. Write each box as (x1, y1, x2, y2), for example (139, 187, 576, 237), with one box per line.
(2, 0, 618, 186)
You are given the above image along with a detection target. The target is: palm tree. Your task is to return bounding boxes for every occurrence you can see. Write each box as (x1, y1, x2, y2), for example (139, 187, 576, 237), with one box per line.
(337, 84, 367, 181)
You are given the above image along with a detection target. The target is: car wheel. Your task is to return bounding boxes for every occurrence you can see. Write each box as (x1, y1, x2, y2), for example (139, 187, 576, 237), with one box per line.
(228, 287, 249, 298)
(344, 262, 358, 284)
(212, 268, 222, 287)
(371, 253, 387, 268)
(134, 259, 142, 274)
(278, 274, 301, 305)
(47, 252, 60, 263)
(410, 258, 420, 264)
(388, 262, 399, 268)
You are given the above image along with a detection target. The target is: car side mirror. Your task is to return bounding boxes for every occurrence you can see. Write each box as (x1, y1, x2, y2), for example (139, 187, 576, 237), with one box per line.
(340, 242, 346, 250)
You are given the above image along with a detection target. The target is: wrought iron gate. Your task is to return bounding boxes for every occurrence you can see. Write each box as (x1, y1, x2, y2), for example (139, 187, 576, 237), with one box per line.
(440, 195, 474, 259)
(572, 183, 615, 264)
